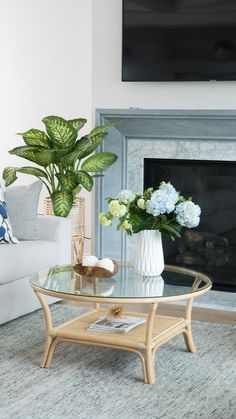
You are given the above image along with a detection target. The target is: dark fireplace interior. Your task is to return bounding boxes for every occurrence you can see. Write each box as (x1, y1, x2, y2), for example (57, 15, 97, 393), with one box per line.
(144, 158, 236, 292)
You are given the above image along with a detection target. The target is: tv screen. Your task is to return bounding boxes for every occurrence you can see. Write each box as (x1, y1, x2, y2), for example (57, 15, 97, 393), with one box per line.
(122, 0, 236, 81)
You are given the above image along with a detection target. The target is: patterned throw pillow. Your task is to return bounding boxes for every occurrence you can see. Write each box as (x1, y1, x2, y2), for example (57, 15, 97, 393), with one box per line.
(0, 183, 18, 244)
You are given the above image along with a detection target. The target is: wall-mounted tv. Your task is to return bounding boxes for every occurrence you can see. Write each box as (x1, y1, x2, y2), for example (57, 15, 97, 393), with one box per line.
(122, 0, 236, 82)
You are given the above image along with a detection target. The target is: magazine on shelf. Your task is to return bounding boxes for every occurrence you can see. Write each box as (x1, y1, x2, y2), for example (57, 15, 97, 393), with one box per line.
(87, 316, 146, 334)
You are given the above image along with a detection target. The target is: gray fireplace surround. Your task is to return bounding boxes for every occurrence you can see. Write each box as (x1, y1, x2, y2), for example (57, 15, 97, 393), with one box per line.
(94, 109, 236, 266)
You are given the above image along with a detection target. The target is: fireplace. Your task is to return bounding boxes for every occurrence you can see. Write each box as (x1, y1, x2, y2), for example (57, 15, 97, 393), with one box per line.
(144, 158, 236, 292)
(95, 109, 236, 294)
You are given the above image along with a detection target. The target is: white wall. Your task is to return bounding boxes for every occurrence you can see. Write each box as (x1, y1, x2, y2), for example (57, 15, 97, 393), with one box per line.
(91, 0, 236, 255)
(0, 0, 92, 239)
(92, 0, 236, 110)
(2, 0, 236, 254)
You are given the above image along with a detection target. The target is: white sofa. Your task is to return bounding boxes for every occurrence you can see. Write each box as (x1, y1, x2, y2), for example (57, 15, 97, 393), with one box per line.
(0, 215, 72, 324)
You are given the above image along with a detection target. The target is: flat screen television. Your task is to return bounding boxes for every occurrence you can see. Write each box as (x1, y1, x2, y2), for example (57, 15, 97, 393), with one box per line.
(122, 0, 236, 81)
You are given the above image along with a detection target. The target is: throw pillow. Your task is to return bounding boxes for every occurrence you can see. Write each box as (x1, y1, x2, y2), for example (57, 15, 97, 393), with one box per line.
(5, 180, 42, 240)
(0, 183, 18, 244)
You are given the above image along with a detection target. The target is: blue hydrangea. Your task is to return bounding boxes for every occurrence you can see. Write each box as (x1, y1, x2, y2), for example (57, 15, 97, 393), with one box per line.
(146, 182, 179, 216)
(159, 181, 179, 201)
(175, 201, 201, 228)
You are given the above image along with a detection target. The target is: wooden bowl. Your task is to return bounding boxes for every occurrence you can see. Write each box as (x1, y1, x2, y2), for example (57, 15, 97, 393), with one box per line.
(74, 259, 119, 278)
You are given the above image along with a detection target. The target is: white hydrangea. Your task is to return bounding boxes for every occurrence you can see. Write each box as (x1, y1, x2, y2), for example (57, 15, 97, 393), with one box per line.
(118, 189, 136, 203)
(137, 198, 146, 210)
(175, 201, 201, 228)
(146, 182, 179, 216)
(159, 181, 179, 196)
(108, 200, 127, 217)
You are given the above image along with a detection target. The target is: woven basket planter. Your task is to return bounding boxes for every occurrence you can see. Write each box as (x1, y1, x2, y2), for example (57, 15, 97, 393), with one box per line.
(43, 197, 85, 263)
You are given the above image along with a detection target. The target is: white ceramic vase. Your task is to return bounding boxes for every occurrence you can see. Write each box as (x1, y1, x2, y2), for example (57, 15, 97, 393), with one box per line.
(134, 230, 164, 276)
(135, 275, 164, 297)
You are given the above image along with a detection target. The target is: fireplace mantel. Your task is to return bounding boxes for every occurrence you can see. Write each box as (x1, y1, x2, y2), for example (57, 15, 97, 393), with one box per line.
(96, 109, 236, 139)
(94, 109, 236, 264)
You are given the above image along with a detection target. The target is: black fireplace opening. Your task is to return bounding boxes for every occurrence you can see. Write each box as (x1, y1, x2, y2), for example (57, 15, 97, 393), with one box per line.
(144, 158, 236, 292)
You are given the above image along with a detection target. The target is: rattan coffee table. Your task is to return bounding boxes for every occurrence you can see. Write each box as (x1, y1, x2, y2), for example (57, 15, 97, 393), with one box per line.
(30, 264, 212, 384)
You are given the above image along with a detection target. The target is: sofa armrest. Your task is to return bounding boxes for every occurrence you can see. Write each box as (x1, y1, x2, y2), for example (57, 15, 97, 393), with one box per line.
(37, 215, 72, 265)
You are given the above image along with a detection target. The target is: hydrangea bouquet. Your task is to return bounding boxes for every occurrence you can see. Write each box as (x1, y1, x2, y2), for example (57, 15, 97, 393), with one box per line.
(99, 182, 201, 240)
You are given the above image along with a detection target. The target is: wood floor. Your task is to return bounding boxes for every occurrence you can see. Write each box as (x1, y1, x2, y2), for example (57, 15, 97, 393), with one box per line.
(66, 301, 236, 325)
(158, 303, 236, 325)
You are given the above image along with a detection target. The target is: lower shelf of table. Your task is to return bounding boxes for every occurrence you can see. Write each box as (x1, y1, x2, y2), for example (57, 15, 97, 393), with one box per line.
(50, 309, 187, 350)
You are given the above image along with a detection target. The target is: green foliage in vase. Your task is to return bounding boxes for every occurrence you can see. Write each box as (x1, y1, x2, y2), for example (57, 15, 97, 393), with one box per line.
(99, 183, 201, 241)
(3, 116, 117, 217)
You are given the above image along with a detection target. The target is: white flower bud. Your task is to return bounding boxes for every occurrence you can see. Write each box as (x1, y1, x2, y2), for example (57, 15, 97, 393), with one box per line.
(99, 212, 111, 226)
(122, 220, 132, 230)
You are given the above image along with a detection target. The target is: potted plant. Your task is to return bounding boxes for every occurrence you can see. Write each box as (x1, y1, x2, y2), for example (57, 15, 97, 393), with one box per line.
(3, 115, 117, 217)
(99, 183, 201, 276)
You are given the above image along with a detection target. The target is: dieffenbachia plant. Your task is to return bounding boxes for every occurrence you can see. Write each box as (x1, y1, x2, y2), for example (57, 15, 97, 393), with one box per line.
(3, 115, 117, 217)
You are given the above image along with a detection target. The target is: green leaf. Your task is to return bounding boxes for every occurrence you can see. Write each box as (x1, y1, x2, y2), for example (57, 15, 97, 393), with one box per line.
(56, 172, 78, 191)
(53, 146, 74, 158)
(42, 116, 77, 149)
(60, 148, 82, 167)
(88, 123, 113, 139)
(61, 132, 106, 166)
(62, 137, 89, 164)
(60, 126, 112, 167)
(72, 185, 82, 197)
(131, 214, 143, 224)
(3, 165, 48, 187)
(77, 170, 93, 192)
(9, 146, 55, 167)
(17, 166, 48, 179)
(9, 145, 42, 159)
(17, 129, 51, 148)
(37, 149, 56, 166)
(68, 118, 87, 131)
(51, 191, 73, 217)
(2, 167, 17, 186)
(161, 224, 181, 238)
(77, 132, 107, 158)
(81, 152, 117, 172)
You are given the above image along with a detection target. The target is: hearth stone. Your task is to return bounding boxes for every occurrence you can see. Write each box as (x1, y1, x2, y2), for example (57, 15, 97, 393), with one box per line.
(95, 109, 236, 292)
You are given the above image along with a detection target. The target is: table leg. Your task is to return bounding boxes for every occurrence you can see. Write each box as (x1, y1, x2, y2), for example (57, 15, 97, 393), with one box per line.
(183, 325, 196, 353)
(145, 302, 158, 384)
(40, 336, 53, 367)
(33, 290, 59, 368)
(146, 348, 155, 384)
(43, 337, 61, 368)
(93, 277, 100, 309)
(183, 298, 196, 353)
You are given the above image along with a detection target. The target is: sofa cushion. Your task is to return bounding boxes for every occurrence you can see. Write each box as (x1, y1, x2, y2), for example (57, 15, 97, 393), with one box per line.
(0, 184, 18, 244)
(0, 240, 59, 285)
(5, 181, 42, 240)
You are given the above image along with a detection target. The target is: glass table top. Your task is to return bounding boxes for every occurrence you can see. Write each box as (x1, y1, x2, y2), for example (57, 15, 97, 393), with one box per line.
(29, 264, 212, 300)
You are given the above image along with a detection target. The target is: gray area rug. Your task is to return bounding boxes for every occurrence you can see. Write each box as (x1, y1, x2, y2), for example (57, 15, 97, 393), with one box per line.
(166, 286, 236, 312)
(0, 303, 235, 419)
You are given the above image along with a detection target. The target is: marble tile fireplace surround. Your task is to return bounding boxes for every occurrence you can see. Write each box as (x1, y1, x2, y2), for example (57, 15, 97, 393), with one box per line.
(95, 109, 236, 293)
